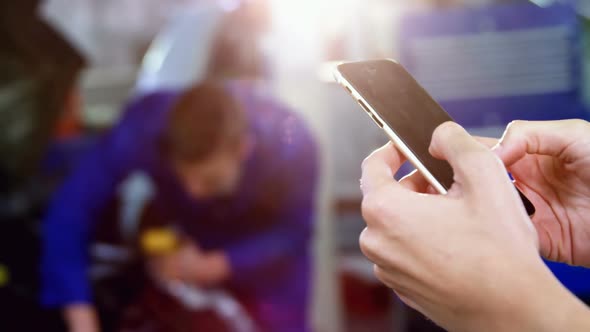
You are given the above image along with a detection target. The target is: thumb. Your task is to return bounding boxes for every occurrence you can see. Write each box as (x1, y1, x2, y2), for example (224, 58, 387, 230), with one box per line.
(493, 120, 590, 166)
(429, 122, 509, 196)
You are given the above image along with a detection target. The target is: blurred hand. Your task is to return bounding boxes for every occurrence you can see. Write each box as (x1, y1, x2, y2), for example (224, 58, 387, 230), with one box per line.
(148, 242, 231, 287)
(493, 120, 590, 267)
(64, 304, 100, 332)
(359, 122, 589, 332)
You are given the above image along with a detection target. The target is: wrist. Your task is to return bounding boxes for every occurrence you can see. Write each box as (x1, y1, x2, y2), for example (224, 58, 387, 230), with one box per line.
(64, 304, 99, 332)
(564, 300, 590, 332)
(485, 263, 589, 332)
(525, 283, 590, 332)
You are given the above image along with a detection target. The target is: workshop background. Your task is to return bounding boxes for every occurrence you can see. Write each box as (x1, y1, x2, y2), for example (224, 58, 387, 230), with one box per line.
(1, 0, 589, 331)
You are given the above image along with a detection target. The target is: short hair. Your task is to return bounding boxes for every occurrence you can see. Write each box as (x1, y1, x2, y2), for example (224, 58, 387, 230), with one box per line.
(160, 81, 247, 163)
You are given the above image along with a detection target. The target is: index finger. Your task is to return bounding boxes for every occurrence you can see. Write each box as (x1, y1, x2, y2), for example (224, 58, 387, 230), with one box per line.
(360, 142, 407, 195)
(429, 122, 510, 195)
(494, 120, 590, 166)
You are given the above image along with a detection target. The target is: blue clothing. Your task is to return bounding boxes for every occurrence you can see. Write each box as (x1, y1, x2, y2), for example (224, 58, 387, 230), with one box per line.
(41, 83, 318, 331)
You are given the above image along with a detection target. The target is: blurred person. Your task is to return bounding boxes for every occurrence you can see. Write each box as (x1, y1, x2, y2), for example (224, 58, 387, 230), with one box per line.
(43, 1, 317, 331)
(359, 120, 590, 331)
(42, 1, 318, 331)
(41, 82, 317, 331)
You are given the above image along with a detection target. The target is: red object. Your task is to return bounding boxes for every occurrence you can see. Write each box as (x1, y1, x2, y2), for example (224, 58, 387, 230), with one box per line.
(340, 272, 393, 318)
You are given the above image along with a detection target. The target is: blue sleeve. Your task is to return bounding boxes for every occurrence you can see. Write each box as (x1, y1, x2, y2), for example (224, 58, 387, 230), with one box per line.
(40, 92, 177, 307)
(226, 116, 318, 282)
(40, 142, 122, 306)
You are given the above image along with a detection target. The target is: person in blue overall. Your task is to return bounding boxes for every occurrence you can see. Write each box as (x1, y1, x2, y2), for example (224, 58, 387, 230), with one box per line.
(40, 80, 318, 332)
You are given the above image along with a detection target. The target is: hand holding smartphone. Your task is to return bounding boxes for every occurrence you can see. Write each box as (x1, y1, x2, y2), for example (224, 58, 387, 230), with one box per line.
(334, 59, 535, 216)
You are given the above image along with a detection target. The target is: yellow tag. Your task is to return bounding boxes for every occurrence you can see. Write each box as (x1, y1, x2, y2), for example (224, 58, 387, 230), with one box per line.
(141, 228, 180, 255)
(0, 264, 10, 287)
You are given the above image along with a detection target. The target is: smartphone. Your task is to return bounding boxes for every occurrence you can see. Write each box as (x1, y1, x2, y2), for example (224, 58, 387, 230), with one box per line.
(334, 59, 535, 216)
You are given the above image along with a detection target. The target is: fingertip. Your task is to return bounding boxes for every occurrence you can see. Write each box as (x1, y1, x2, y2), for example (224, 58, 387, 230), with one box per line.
(361, 142, 407, 195)
(436, 121, 463, 134)
(494, 134, 525, 166)
(427, 140, 438, 158)
(492, 142, 517, 168)
(491, 142, 504, 157)
(429, 121, 464, 158)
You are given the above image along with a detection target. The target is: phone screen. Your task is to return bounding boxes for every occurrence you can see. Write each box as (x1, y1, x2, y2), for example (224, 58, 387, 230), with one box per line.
(338, 60, 455, 190)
